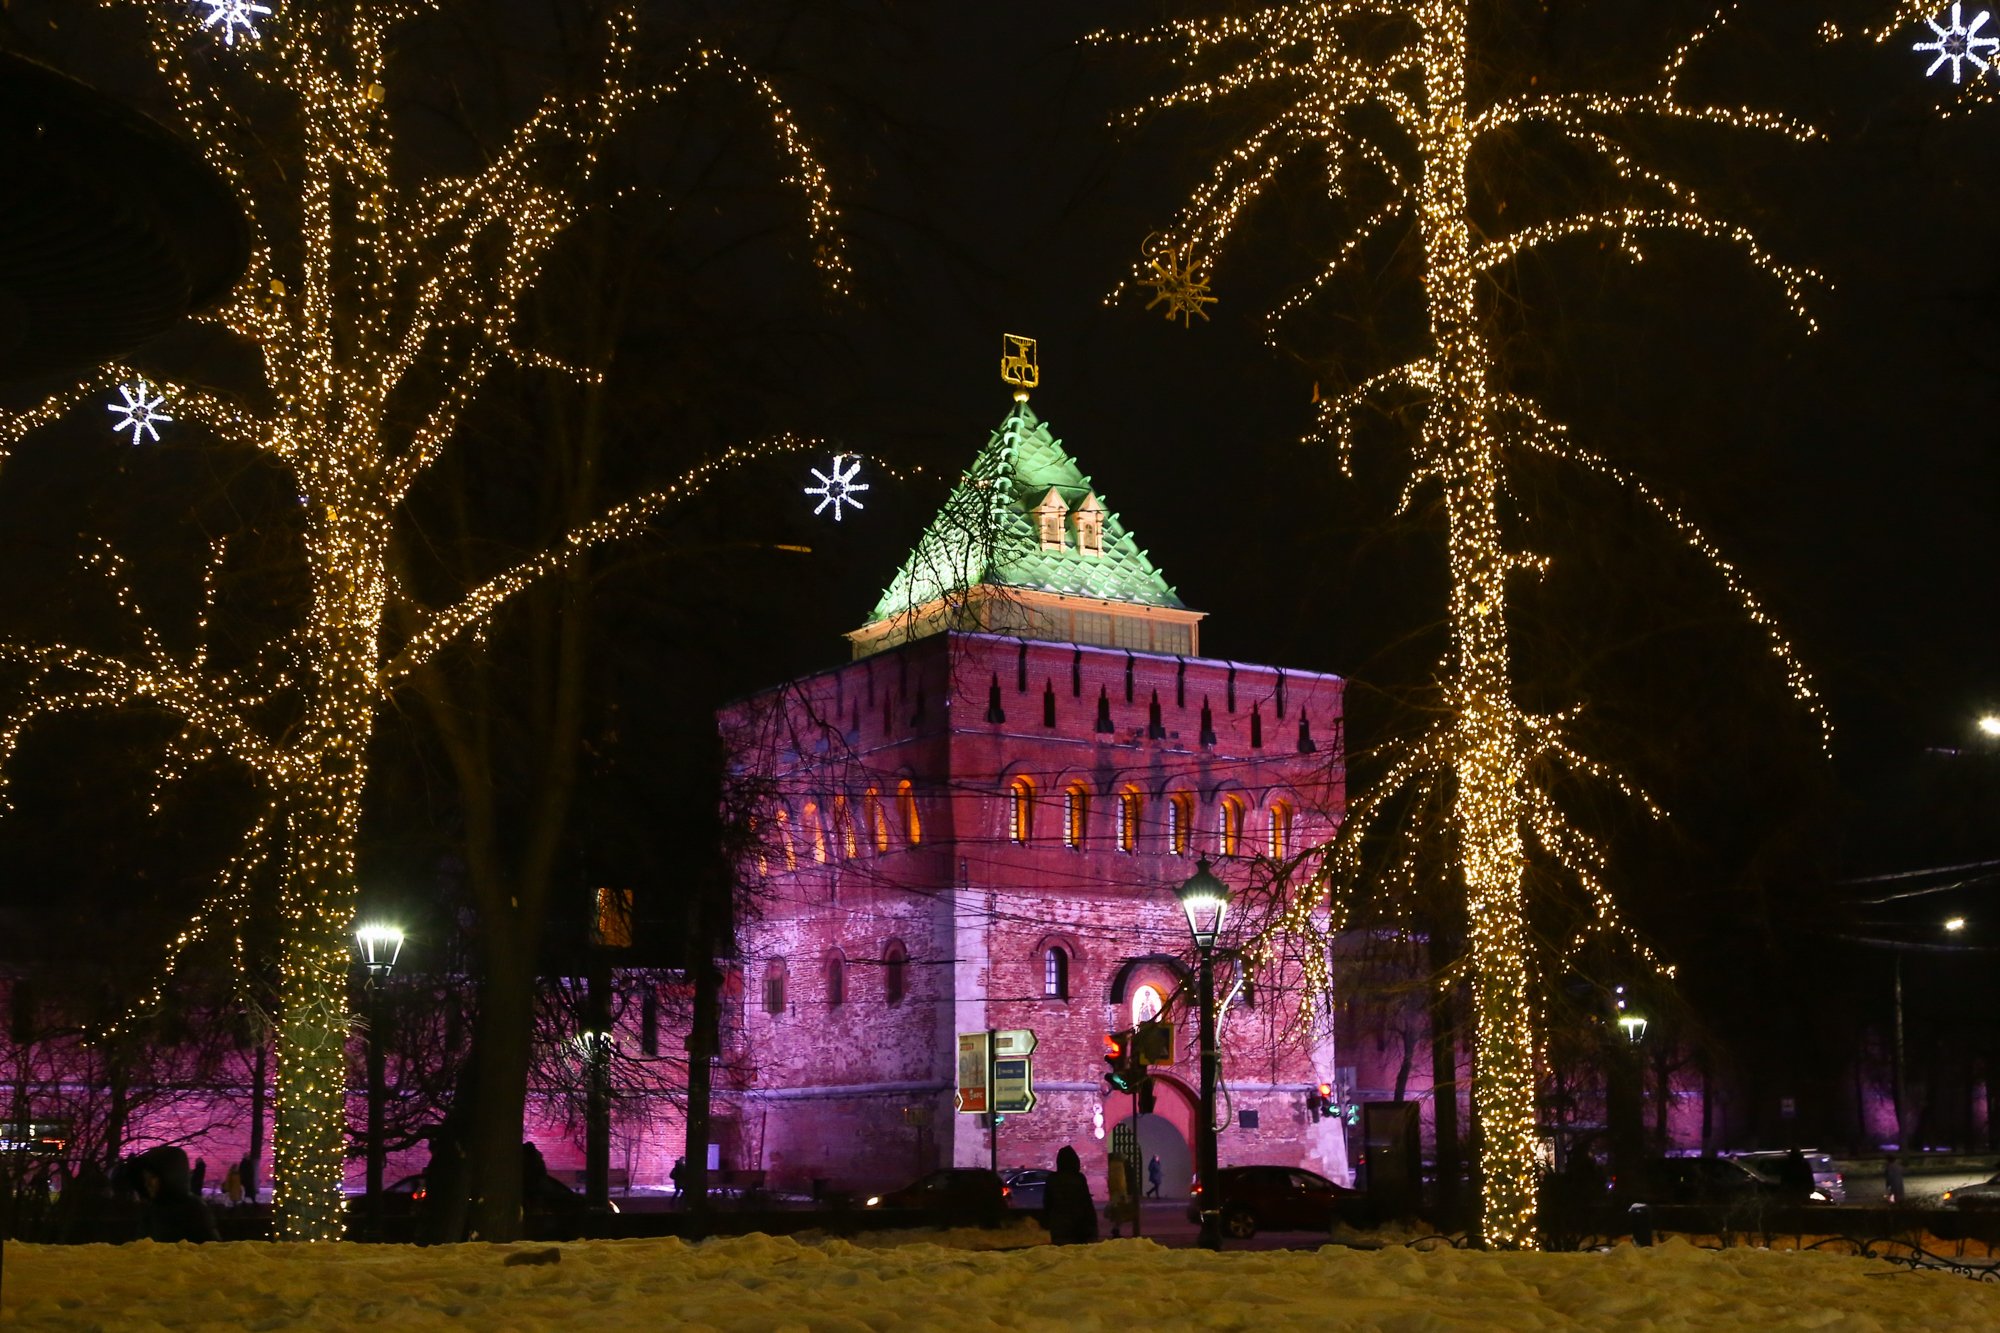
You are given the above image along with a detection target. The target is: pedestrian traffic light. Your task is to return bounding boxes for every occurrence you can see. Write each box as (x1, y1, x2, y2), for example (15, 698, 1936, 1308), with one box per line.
(1103, 1031, 1141, 1093)
(1134, 1020, 1175, 1065)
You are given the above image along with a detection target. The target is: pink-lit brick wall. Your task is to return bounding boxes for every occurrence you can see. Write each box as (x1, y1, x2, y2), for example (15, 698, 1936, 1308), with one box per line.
(720, 630, 1356, 1198)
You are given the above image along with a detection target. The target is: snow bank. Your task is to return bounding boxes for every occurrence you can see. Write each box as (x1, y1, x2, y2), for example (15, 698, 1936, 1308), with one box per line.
(8, 1233, 2000, 1331)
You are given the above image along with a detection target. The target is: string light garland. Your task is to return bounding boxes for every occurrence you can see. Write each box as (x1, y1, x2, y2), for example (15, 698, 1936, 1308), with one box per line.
(1102, 1, 1826, 1248)
(0, 3, 844, 1241)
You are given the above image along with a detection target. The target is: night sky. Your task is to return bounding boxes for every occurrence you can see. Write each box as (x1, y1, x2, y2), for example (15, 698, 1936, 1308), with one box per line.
(0, 2, 1995, 1063)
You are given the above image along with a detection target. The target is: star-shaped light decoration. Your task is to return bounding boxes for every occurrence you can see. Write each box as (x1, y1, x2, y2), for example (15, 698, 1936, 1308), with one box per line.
(196, 0, 273, 47)
(805, 453, 869, 521)
(108, 379, 172, 445)
(1915, 3, 1998, 83)
(1138, 234, 1218, 327)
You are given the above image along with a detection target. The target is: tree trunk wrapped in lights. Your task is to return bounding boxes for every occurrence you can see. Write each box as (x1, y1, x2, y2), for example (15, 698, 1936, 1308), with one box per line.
(0, 2, 842, 1241)
(1105, 3, 1828, 1247)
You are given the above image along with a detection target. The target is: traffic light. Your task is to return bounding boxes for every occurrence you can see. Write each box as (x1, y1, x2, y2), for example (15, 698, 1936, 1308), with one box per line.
(1134, 1020, 1174, 1065)
(1305, 1087, 1323, 1123)
(1103, 1031, 1141, 1093)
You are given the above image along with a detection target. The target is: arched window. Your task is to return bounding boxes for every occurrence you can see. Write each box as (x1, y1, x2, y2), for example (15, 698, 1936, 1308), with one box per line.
(1064, 782, 1090, 849)
(1218, 794, 1245, 857)
(1117, 786, 1143, 853)
(763, 960, 787, 1015)
(1167, 792, 1194, 857)
(1044, 946, 1070, 999)
(883, 939, 909, 1006)
(864, 787, 889, 853)
(1132, 983, 1164, 1028)
(803, 800, 827, 864)
(1008, 776, 1035, 844)
(825, 952, 845, 1009)
(1269, 801, 1293, 859)
(774, 808, 797, 871)
(898, 779, 922, 846)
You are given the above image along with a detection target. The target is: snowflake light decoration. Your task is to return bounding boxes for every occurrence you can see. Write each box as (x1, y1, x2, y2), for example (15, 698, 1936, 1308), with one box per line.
(805, 453, 868, 521)
(1915, 4, 1998, 83)
(196, 0, 273, 47)
(1138, 234, 1218, 327)
(108, 379, 172, 445)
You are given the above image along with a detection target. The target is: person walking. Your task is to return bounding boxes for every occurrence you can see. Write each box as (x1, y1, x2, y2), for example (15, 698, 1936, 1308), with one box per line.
(1885, 1154, 1905, 1206)
(1043, 1145, 1098, 1245)
(1776, 1148, 1814, 1204)
(1146, 1154, 1162, 1199)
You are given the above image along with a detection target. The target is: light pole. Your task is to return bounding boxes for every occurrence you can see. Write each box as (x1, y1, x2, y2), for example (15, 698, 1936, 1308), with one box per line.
(1175, 858, 1231, 1251)
(353, 923, 405, 1227)
(1891, 915, 1964, 1151)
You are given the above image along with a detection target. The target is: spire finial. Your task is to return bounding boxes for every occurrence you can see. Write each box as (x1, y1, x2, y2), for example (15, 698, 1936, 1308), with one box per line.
(1000, 333, 1038, 398)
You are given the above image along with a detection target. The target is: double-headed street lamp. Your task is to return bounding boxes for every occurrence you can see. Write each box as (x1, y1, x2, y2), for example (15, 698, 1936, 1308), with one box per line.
(1174, 858, 1231, 1252)
(353, 922, 405, 1223)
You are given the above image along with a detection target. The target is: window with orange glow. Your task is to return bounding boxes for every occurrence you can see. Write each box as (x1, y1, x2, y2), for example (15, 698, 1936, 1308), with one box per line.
(1008, 776, 1035, 844)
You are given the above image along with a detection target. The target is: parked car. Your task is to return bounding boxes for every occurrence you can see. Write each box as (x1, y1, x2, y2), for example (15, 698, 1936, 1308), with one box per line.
(1188, 1165, 1358, 1239)
(1941, 1170, 2000, 1209)
(1000, 1168, 1053, 1210)
(1619, 1156, 1786, 1206)
(344, 1173, 427, 1217)
(863, 1168, 1008, 1225)
(1724, 1150, 1843, 1203)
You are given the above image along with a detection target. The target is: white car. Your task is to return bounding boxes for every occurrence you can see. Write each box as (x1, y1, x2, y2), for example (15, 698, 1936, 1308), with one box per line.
(1725, 1151, 1843, 1204)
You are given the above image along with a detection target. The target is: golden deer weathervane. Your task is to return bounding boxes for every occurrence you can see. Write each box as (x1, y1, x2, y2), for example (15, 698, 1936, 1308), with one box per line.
(1000, 333, 1039, 397)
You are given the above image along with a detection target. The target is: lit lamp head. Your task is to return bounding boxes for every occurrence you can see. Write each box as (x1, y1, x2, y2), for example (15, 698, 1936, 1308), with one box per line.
(1977, 715, 2000, 739)
(1175, 858, 1231, 951)
(1616, 1012, 1648, 1044)
(354, 923, 405, 980)
(1945, 917, 1967, 934)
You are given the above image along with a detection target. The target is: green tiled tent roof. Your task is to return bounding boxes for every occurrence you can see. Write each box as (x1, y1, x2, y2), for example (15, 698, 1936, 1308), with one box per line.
(865, 400, 1185, 625)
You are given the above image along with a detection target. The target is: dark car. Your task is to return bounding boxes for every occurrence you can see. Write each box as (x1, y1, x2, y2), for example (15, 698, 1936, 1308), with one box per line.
(1620, 1156, 1784, 1206)
(1942, 1170, 2000, 1209)
(863, 1168, 1008, 1225)
(344, 1173, 428, 1217)
(1189, 1165, 1358, 1239)
(1001, 1168, 1053, 1209)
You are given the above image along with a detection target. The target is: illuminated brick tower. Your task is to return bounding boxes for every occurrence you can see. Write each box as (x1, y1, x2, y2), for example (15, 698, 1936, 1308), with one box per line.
(719, 382, 1357, 1198)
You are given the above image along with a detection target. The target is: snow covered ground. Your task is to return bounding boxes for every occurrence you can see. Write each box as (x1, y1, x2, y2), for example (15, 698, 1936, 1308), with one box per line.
(8, 1231, 2000, 1331)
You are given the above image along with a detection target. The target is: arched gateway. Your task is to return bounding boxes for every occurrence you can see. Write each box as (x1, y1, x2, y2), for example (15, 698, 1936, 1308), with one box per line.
(719, 375, 1360, 1200)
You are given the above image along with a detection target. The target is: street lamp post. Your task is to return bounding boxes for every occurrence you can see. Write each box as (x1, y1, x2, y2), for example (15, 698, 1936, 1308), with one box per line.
(1175, 858, 1231, 1252)
(353, 923, 405, 1227)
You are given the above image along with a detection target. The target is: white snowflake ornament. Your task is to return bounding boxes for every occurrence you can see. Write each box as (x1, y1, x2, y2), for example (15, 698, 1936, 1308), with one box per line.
(1915, 4, 1998, 83)
(805, 454, 869, 521)
(108, 380, 172, 445)
(197, 0, 273, 47)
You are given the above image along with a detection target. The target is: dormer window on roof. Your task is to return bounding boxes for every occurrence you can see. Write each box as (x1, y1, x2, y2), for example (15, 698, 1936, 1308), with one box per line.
(1072, 493, 1103, 557)
(1033, 487, 1066, 551)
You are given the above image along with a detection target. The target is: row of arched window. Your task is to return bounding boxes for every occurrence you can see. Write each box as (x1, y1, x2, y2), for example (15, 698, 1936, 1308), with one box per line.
(756, 781, 923, 874)
(763, 940, 909, 1014)
(1011, 776, 1293, 859)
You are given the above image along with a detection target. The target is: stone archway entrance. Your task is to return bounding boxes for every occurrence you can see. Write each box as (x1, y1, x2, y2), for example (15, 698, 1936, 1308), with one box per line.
(1115, 1112, 1192, 1200)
